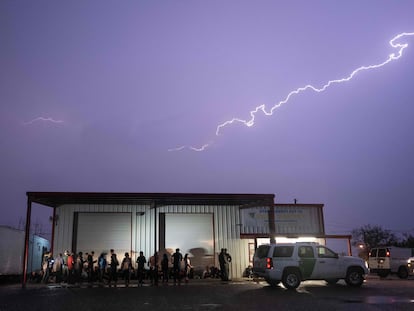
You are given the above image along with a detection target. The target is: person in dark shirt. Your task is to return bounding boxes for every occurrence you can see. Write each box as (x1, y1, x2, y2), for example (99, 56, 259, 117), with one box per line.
(136, 251, 147, 286)
(87, 251, 95, 284)
(171, 248, 183, 285)
(108, 249, 119, 287)
(161, 253, 169, 284)
(219, 248, 226, 281)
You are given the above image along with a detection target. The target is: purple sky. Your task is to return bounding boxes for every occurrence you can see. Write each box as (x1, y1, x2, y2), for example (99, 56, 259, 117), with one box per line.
(1, 1, 414, 237)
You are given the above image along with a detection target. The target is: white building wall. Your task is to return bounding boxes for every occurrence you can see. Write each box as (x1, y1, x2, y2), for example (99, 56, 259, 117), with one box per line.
(54, 203, 250, 278)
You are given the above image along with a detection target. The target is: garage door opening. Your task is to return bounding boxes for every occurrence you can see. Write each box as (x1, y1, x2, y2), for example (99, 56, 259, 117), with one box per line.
(75, 212, 131, 261)
(164, 214, 214, 273)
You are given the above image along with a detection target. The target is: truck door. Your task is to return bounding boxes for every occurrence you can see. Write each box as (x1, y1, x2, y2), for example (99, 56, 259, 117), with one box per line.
(313, 246, 341, 279)
(368, 249, 379, 269)
(376, 248, 390, 270)
(297, 246, 316, 279)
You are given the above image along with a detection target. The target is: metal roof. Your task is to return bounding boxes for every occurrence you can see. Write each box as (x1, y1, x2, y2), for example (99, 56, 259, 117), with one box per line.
(27, 191, 275, 208)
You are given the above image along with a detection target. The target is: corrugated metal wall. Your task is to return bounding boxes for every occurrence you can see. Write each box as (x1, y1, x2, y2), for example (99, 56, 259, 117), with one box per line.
(54, 203, 250, 278)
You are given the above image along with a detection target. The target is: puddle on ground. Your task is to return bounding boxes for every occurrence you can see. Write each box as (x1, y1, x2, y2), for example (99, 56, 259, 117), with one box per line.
(365, 296, 414, 304)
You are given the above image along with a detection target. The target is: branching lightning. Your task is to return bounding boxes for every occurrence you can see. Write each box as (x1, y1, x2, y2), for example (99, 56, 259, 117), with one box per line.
(169, 32, 414, 152)
(23, 117, 64, 125)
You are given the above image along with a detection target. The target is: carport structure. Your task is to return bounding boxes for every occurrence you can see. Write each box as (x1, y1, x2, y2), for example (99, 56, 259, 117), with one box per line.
(23, 191, 275, 287)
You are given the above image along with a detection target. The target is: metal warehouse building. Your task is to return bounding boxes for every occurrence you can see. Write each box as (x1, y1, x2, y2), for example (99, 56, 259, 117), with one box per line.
(23, 192, 341, 286)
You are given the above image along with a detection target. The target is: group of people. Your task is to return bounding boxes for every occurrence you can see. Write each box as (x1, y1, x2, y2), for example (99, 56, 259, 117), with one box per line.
(40, 250, 103, 285)
(40, 247, 231, 286)
(137, 248, 193, 286)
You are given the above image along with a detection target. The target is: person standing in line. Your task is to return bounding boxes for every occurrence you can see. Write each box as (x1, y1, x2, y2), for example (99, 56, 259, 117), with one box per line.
(148, 252, 159, 286)
(121, 252, 132, 287)
(218, 248, 226, 281)
(224, 248, 232, 281)
(53, 253, 64, 283)
(87, 251, 96, 284)
(171, 248, 183, 285)
(108, 249, 119, 287)
(41, 252, 51, 283)
(67, 252, 75, 284)
(183, 253, 193, 283)
(62, 250, 69, 283)
(161, 253, 169, 284)
(98, 252, 107, 285)
(136, 251, 146, 286)
(74, 252, 84, 284)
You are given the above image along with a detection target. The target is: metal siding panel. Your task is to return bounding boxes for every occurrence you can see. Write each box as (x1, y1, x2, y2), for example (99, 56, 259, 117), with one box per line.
(131, 205, 137, 262)
(55, 205, 74, 255)
(76, 213, 131, 261)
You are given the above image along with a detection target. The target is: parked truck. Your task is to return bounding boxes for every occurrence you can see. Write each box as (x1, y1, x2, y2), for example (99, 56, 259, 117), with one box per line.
(0, 226, 49, 278)
(368, 246, 414, 279)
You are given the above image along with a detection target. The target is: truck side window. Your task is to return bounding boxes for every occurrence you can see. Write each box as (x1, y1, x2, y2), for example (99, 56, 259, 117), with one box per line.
(317, 246, 337, 258)
(298, 246, 314, 258)
(255, 246, 270, 259)
(273, 246, 294, 257)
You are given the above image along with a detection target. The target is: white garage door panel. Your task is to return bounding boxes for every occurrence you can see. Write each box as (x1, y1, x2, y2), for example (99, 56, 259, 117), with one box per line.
(77, 213, 131, 257)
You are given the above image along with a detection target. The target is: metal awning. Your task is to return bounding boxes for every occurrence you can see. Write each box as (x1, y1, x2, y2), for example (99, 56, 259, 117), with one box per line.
(23, 191, 275, 287)
(26, 191, 275, 208)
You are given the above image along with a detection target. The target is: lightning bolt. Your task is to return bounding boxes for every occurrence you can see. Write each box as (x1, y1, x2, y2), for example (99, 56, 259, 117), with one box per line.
(23, 117, 64, 125)
(168, 143, 211, 152)
(169, 32, 414, 152)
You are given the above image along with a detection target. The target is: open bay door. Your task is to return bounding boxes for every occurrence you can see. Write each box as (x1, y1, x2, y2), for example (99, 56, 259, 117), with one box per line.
(76, 213, 131, 261)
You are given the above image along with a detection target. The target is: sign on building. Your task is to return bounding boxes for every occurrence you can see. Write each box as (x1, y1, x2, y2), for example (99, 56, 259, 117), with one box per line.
(240, 204, 324, 237)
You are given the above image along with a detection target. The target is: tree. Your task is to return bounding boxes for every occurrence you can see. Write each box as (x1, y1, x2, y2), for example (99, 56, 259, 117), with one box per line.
(351, 225, 398, 260)
(395, 233, 414, 248)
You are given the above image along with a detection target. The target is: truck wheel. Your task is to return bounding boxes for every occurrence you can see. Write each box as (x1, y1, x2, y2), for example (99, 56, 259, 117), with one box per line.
(282, 269, 301, 289)
(345, 267, 364, 287)
(398, 267, 409, 279)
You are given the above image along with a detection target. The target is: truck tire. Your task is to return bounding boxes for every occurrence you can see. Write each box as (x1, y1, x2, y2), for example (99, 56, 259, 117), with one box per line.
(282, 269, 301, 289)
(345, 267, 364, 287)
(398, 266, 409, 279)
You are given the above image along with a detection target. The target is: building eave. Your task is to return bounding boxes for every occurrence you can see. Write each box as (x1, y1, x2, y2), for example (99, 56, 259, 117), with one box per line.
(26, 191, 275, 208)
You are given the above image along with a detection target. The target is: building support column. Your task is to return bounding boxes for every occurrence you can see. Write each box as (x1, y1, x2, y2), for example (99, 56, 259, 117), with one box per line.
(50, 207, 56, 255)
(347, 236, 352, 256)
(22, 196, 32, 288)
(268, 205, 276, 243)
